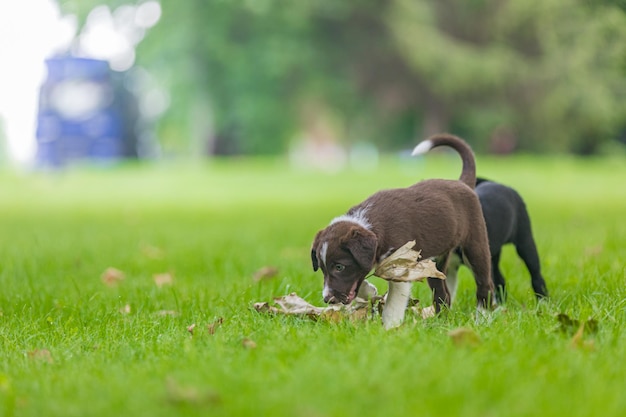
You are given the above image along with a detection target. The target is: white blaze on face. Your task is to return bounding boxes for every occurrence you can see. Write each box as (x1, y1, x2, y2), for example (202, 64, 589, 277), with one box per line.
(320, 241, 331, 299)
(320, 241, 328, 268)
(322, 283, 332, 300)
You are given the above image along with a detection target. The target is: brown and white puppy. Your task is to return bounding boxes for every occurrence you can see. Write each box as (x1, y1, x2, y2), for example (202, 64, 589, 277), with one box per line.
(310, 134, 495, 328)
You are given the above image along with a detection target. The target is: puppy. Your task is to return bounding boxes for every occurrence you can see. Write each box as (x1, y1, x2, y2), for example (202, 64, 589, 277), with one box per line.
(310, 133, 495, 329)
(447, 178, 549, 304)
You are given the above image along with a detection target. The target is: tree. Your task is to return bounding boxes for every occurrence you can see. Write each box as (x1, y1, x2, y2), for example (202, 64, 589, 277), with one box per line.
(56, 0, 626, 154)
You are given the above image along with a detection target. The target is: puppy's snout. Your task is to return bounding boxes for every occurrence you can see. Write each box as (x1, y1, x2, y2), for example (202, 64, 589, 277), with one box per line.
(324, 295, 339, 304)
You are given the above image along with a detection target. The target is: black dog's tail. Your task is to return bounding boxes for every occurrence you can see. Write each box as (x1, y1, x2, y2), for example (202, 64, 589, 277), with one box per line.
(411, 133, 477, 189)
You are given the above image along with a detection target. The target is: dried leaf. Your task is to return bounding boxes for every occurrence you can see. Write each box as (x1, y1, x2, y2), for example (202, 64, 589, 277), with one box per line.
(253, 302, 272, 313)
(101, 267, 125, 286)
(153, 272, 174, 288)
(585, 319, 599, 334)
(27, 349, 53, 363)
(141, 244, 165, 259)
(448, 327, 481, 348)
(584, 245, 603, 257)
(253, 266, 279, 282)
(187, 324, 196, 336)
(119, 304, 131, 314)
(242, 338, 257, 349)
(165, 377, 221, 406)
(569, 322, 596, 351)
(320, 309, 344, 323)
(374, 241, 445, 282)
(207, 318, 224, 335)
(420, 305, 436, 319)
(272, 293, 326, 315)
(254, 292, 376, 320)
(156, 310, 179, 317)
(556, 313, 598, 336)
(556, 313, 579, 333)
(348, 307, 369, 322)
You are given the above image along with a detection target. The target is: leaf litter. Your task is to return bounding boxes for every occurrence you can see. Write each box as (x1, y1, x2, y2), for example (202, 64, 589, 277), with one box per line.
(153, 272, 174, 287)
(254, 241, 444, 322)
(165, 377, 221, 406)
(253, 266, 279, 282)
(374, 240, 445, 282)
(27, 349, 53, 363)
(556, 313, 598, 351)
(101, 267, 125, 286)
(207, 318, 224, 335)
(448, 327, 482, 348)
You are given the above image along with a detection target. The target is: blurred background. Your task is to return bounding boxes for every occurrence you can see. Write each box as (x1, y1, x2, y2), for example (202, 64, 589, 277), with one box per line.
(1, 0, 626, 169)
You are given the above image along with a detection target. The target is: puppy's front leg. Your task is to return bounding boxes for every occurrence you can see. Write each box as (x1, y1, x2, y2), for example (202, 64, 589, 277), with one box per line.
(382, 281, 412, 329)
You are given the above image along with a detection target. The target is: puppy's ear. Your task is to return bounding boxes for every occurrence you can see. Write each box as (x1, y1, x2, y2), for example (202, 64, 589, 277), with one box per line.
(343, 227, 377, 271)
(311, 231, 321, 271)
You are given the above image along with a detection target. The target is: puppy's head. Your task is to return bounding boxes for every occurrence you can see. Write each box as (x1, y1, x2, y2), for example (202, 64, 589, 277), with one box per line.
(311, 222, 377, 304)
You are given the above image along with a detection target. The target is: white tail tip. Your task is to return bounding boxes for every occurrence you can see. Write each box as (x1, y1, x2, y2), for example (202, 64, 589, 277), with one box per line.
(411, 139, 433, 156)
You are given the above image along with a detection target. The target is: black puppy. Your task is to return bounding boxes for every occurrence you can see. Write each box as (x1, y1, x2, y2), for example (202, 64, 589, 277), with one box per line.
(447, 178, 549, 303)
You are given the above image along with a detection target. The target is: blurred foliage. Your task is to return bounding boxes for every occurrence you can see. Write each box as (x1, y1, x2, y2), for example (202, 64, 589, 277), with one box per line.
(56, 0, 626, 155)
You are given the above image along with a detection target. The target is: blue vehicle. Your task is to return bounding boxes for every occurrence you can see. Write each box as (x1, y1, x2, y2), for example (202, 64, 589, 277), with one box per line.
(36, 57, 138, 166)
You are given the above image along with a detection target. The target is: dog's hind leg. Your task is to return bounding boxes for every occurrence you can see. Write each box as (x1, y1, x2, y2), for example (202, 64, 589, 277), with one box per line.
(427, 253, 452, 313)
(491, 250, 507, 303)
(514, 226, 548, 298)
(462, 236, 496, 309)
(446, 251, 463, 304)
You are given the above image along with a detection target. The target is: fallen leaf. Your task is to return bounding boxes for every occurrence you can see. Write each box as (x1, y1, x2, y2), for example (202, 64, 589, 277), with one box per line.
(207, 318, 224, 335)
(374, 241, 445, 282)
(272, 293, 326, 316)
(253, 302, 272, 313)
(165, 377, 221, 406)
(321, 309, 344, 323)
(253, 266, 279, 282)
(119, 304, 131, 314)
(254, 292, 383, 322)
(156, 310, 179, 317)
(242, 338, 257, 349)
(585, 319, 599, 335)
(556, 313, 598, 336)
(569, 322, 596, 351)
(101, 267, 125, 286)
(153, 272, 174, 288)
(141, 244, 165, 259)
(556, 313, 579, 332)
(584, 245, 603, 257)
(420, 305, 436, 319)
(347, 307, 369, 322)
(448, 327, 481, 348)
(27, 349, 53, 363)
(187, 324, 196, 336)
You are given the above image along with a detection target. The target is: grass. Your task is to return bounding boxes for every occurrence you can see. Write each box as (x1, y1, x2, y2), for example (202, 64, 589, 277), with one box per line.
(0, 153, 625, 417)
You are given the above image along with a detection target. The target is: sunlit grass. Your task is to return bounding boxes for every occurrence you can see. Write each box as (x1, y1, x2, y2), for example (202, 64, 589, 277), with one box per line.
(1, 154, 625, 417)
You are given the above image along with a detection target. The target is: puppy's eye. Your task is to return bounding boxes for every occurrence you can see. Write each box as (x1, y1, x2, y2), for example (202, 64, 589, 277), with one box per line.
(334, 264, 345, 272)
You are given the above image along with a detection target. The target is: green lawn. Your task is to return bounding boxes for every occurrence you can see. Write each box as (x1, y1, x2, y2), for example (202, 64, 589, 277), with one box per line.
(1, 154, 625, 417)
